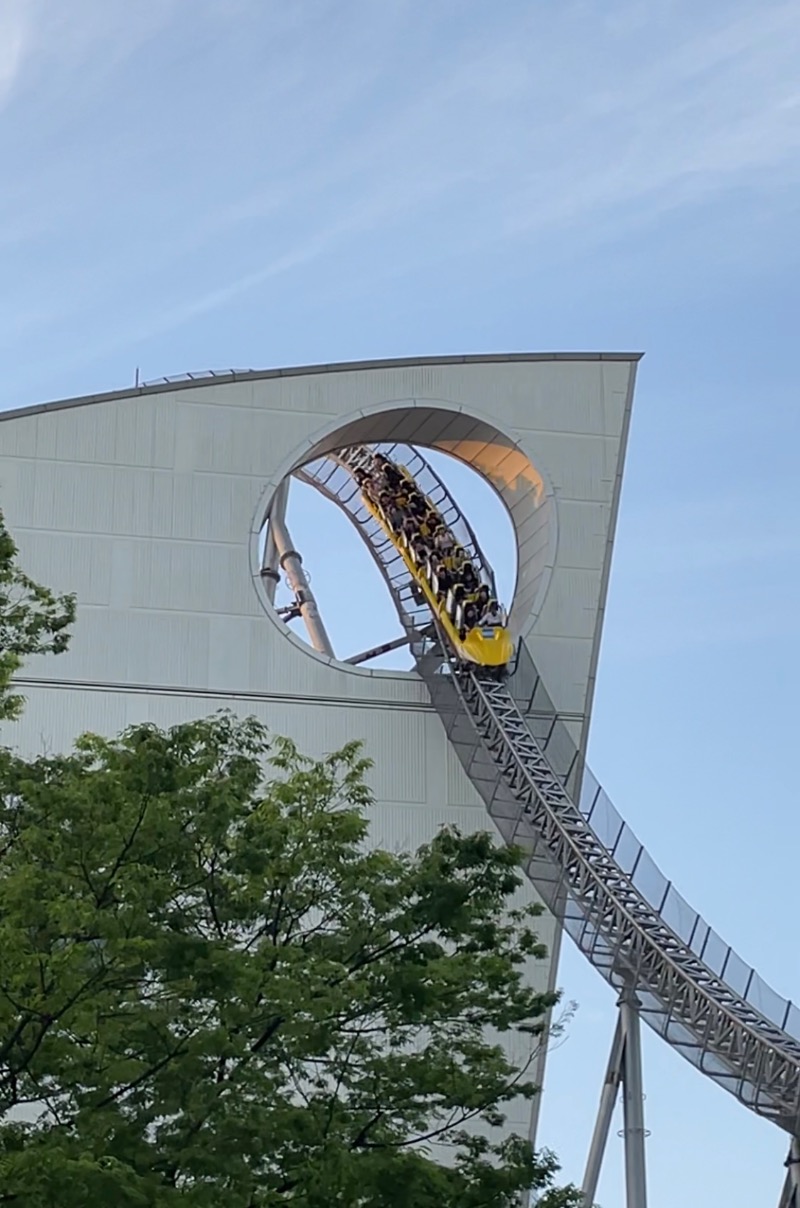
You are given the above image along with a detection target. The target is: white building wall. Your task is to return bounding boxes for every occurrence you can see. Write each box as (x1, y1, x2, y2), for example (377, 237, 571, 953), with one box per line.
(0, 354, 638, 1144)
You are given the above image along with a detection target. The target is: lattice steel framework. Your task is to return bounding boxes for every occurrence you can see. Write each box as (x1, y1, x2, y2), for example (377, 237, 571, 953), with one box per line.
(290, 443, 800, 1148)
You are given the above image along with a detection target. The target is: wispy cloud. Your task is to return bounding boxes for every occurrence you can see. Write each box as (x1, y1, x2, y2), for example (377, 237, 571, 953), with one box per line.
(0, 0, 30, 111)
(0, 0, 181, 246)
(2, 0, 799, 366)
(479, 3, 800, 238)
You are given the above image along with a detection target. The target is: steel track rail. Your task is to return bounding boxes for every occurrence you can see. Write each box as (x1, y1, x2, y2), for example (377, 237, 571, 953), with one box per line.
(453, 661, 800, 1127)
(295, 446, 800, 1137)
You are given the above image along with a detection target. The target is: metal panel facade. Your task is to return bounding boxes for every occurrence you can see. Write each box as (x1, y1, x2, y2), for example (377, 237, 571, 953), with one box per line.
(0, 353, 638, 1150)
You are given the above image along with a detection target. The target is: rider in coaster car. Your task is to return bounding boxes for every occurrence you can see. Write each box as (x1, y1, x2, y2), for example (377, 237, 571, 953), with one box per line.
(435, 528, 455, 554)
(356, 468, 376, 499)
(418, 510, 437, 540)
(475, 584, 490, 614)
(388, 502, 406, 531)
(410, 532, 428, 560)
(461, 562, 479, 594)
(462, 600, 479, 630)
(433, 554, 455, 596)
(433, 558, 453, 600)
(401, 515, 416, 543)
(367, 458, 385, 491)
(480, 599, 503, 625)
(372, 453, 403, 491)
(457, 599, 479, 640)
(444, 546, 466, 574)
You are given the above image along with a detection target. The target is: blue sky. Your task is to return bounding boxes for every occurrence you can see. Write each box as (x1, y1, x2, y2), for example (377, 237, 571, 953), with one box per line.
(2, 0, 800, 1203)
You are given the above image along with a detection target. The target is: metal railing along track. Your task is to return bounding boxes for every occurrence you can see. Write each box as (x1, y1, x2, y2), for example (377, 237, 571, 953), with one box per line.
(294, 444, 800, 1137)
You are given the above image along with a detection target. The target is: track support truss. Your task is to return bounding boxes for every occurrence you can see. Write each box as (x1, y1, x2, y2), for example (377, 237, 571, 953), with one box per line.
(580, 988, 649, 1208)
(296, 441, 800, 1195)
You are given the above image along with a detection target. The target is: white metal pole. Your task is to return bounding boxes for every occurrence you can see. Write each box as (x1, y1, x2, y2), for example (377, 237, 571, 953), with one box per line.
(620, 991, 648, 1208)
(582, 1012, 625, 1205)
(261, 480, 289, 605)
(268, 494, 335, 658)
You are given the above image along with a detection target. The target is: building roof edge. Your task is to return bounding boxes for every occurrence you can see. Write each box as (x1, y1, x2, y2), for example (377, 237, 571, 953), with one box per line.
(0, 351, 645, 423)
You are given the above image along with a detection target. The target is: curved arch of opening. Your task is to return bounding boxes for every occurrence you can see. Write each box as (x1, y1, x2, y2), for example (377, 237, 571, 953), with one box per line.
(249, 399, 557, 660)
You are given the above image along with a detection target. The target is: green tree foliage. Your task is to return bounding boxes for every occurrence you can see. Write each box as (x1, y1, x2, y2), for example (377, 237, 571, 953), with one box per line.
(0, 508, 75, 719)
(0, 713, 581, 1206)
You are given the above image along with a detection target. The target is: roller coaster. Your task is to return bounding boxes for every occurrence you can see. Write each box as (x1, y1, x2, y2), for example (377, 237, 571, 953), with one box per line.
(12, 357, 799, 1207)
(352, 448, 514, 670)
(284, 441, 800, 1208)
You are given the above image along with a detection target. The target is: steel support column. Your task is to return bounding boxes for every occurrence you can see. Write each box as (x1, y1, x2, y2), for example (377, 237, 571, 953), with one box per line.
(620, 991, 648, 1208)
(582, 1014, 624, 1204)
(260, 479, 288, 605)
(779, 1138, 800, 1208)
(268, 485, 335, 658)
(581, 990, 648, 1208)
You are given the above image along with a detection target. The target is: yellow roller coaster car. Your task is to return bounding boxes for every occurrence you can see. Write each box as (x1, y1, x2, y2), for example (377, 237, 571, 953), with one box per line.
(360, 486, 514, 670)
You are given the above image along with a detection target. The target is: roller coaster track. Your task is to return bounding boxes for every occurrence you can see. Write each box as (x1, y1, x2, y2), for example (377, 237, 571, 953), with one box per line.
(294, 445, 800, 1143)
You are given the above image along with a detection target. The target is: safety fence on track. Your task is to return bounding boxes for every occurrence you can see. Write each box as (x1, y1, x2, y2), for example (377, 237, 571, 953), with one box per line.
(291, 442, 800, 1138)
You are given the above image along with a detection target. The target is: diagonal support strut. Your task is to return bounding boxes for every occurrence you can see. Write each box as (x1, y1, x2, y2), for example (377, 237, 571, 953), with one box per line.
(582, 987, 649, 1208)
(264, 480, 335, 658)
